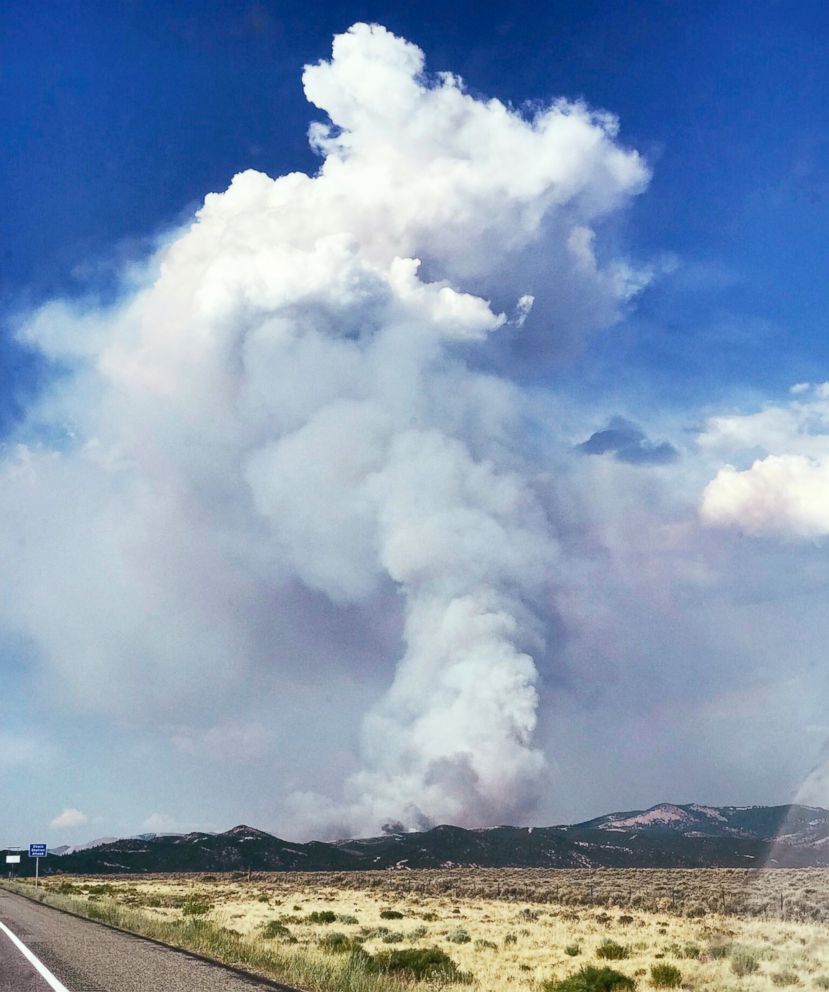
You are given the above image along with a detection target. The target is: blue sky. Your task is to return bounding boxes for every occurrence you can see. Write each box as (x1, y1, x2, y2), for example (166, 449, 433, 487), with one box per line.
(3, 1, 829, 844)
(4, 0, 829, 413)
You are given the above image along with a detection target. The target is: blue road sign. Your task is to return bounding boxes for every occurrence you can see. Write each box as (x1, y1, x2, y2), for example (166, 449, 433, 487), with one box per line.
(28, 843, 47, 858)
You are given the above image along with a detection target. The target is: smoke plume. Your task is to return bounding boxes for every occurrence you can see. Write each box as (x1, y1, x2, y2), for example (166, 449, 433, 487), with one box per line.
(1, 23, 648, 836)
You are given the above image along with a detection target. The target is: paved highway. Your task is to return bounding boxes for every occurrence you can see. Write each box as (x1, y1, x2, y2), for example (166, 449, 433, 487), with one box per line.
(0, 889, 296, 992)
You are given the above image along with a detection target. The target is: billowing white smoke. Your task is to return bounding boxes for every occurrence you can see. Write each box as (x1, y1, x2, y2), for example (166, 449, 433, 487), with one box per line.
(1, 23, 648, 836)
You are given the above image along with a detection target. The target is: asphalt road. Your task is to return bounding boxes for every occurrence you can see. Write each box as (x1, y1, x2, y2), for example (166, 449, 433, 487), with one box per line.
(0, 889, 297, 992)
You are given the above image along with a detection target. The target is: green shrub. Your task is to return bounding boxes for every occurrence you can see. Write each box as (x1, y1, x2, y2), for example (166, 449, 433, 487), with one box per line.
(261, 920, 290, 939)
(447, 927, 471, 944)
(319, 931, 353, 953)
(618, 915, 634, 925)
(682, 943, 700, 959)
(731, 949, 760, 976)
(361, 946, 470, 982)
(380, 909, 404, 919)
(305, 910, 337, 924)
(410, 925, 428, 939)
(381, 931, 404, 943)
(543, 965, 636, 992)
(596, 940, 629, 961)
(650, 963, 682, 988)
(565, 944, 582, 957)
(337, 914, 358, 924)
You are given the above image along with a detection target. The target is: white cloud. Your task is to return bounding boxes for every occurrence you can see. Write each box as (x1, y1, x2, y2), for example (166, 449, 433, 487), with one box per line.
(0, 23, 649, 836)
(50, 807, 88, 830)
(701, 383, 829, 536)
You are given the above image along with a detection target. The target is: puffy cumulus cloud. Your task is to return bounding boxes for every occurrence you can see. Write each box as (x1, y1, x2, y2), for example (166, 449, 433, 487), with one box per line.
(701, 383, 829, 537)
(1, 24, 649, 837)
(50, 807, 88, 830)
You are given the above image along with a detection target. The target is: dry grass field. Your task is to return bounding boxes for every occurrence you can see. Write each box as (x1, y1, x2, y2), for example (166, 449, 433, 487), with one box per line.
(11, 869, 829, 991)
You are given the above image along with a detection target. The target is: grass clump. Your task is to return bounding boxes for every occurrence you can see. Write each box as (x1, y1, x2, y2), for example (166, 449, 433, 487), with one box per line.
(261, 920, 291, 939)
(182, 897, 210, 916)
(596, 940, 629, 961)
(305, 910, 337, 924)
(650, 962, 682, 988)
(543, 965, 636, 992)
(360, 946, 470, 982)
(475, 938, 498, 951)
(771, 972, 802, 987)
(565, 944, 582, 957)
(319, 931, 353, 953)
(731, 948, 761, 976)
(447, 927, 471, 944)
(707, 942, 731, 960)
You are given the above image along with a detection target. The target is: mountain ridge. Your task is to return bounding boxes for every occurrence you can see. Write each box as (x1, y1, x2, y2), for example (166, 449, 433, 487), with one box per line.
(6, 803, 828, 875)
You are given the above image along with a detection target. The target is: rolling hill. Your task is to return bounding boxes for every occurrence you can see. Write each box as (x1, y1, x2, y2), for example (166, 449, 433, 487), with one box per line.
(5, 803, 829, 876)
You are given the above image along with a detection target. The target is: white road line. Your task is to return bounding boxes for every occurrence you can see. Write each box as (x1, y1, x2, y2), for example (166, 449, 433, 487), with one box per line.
(0, 919, 72, 992)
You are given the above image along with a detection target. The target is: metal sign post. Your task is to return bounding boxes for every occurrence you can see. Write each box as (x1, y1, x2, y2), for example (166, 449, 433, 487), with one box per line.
(28, 844, 47, 886)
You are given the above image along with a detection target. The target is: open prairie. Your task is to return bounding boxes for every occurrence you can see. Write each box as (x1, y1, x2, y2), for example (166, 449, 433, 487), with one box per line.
(16, 868, 829, 991)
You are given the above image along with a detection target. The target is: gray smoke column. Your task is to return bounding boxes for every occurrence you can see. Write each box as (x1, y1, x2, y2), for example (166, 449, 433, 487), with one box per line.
(1, 23, 649, 836)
